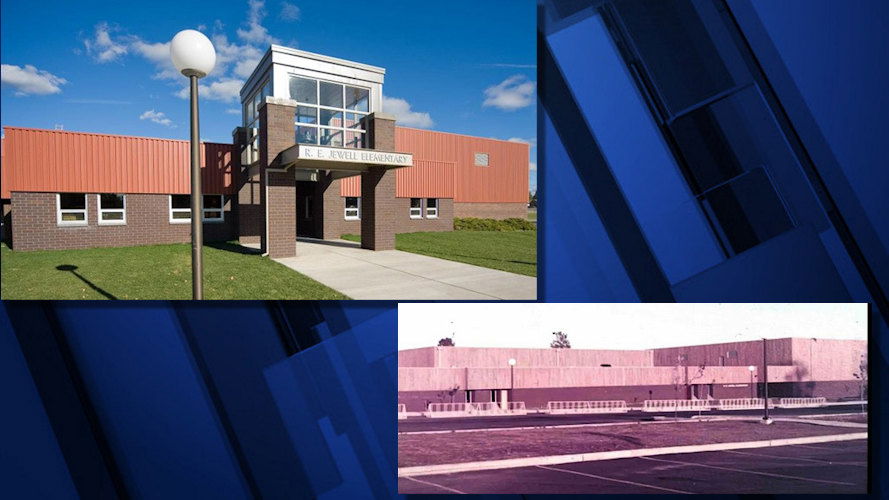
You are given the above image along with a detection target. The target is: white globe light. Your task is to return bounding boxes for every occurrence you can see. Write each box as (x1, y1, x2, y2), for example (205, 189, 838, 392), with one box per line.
(170, 30, 216, 78)
(508, 358, 516, 366)
(748, 365, 756, 372)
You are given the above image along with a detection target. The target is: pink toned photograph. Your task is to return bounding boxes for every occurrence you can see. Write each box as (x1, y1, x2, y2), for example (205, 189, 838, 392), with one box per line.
(397, 302, 868, 494)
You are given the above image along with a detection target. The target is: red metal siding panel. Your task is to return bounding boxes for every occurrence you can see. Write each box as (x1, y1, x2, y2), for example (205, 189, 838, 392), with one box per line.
(341, 176, 360, 197)
(1, 137, 8, 198)
(3, 127, 237, 196)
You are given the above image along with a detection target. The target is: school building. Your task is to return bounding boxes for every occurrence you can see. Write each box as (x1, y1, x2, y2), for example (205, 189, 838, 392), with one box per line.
(397, 338, 867, 411)
(0, 45, 529, 255)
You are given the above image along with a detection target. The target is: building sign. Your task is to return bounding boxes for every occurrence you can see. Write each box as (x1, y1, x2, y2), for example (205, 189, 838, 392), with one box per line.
(722, 384, 749, 388)
(299, 145, 413, 167)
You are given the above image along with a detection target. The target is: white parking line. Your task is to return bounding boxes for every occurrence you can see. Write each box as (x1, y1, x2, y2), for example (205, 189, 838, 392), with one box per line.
(536, 465, 691, 494)
(723, 449, 866, 467)
(402, 476, 466, 494)
(639, 456, 857, 486)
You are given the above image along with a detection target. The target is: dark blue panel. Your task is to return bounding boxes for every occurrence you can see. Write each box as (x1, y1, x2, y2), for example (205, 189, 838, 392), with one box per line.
(53, 303, 250, 499)
(0, 303, 78, 500)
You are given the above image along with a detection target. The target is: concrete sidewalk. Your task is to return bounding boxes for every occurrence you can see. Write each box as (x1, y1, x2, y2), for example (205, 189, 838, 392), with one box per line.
(272, 238, 537, 300)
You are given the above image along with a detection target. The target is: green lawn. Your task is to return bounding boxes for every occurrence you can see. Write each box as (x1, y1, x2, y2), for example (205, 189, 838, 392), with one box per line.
(527, 208, 537, 221)
(342, 230, 537, 276)
(0, 242, 349, 300)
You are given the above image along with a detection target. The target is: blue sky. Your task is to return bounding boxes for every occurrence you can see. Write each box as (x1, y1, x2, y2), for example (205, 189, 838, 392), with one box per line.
(1, 0, 536, 191)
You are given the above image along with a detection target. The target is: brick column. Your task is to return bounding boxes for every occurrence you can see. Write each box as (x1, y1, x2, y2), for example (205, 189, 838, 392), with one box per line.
(259, 99, 298, 257)
(319, 173, 345, 240)
(361, 112, 397, 251)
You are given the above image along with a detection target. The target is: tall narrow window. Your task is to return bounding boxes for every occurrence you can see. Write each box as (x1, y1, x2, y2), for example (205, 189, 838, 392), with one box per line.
(344, 197, 360, 220)
(97, 194, 126, 225)
(57, 193, 87, 226)
(426, 198, 438, 219)
(410, 198, 422, 219)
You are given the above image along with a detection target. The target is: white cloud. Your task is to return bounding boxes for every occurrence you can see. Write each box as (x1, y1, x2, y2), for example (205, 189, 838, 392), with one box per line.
(529, 161, 537, 172)
(176, 78, 243, 102)
(507, 137, 537, 148)
(1, 64, 67, 96)
(483, 74, 536, 111)
(139, 109, 174, 127)
(237, 0, 279, 45)
(84, 22, 129, 62)
(382, 96, 434, 128)
(225, 108, 242, 115)
(280, 2, 300, 21)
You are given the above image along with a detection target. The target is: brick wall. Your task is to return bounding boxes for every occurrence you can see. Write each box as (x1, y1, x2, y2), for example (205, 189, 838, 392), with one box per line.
(259, 100, 298, 257)
(238, 165, 263, 245)
(454, 202, 527, 219)
(360, 113, 397, 250)
(10, 192, 236, 251)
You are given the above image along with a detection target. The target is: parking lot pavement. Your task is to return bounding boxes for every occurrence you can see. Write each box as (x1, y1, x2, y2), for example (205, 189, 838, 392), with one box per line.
(398, 405, 865, 433)
(397, 439, 867, 494)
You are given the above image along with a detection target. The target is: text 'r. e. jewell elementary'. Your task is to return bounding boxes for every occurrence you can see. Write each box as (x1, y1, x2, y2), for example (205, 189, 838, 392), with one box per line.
(1, 45, 530, 254)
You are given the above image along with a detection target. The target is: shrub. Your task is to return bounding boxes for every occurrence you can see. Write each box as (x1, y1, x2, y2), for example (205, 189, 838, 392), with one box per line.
(454, 217, 536, 231)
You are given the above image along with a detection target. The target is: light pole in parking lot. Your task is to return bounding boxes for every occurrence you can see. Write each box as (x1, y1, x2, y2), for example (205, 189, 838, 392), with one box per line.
(762, 338, 772, 424)
(508, 358, 516, 408)
(748, 365, 756, 399)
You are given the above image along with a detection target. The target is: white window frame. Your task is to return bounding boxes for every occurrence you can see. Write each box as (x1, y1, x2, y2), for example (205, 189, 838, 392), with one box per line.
(474, 152, 490, 167)
(409, 198, 422, 219)
(97, 194, 126, 225)
(344, 196, 361, 220)
(426, 198, 438, 219)
(290, 74, 370, 149)
(169, 195, 226, 224)
(57, 193, 88, 226)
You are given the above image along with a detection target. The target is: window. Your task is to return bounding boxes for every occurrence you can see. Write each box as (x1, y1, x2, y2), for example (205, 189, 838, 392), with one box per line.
(57, 193, 87, 226)
(426, 198, 438, 218)
(97, 194, 126, 225)
(169, 195, 225, 223)
(242, 79, 271, 165)
(290, 75, 369, 148)
(474, 152, 490, 167)
(409, 198, 422, 219)
(344, 197, 360, 220)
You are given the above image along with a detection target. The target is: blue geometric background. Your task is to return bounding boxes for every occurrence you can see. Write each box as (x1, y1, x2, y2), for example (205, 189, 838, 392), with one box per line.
(3, 0, 888, 498)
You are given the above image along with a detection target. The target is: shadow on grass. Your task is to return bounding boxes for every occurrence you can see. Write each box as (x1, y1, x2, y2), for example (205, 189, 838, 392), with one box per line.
(205, 241, 263, 255)
(56, 264, 118, 300)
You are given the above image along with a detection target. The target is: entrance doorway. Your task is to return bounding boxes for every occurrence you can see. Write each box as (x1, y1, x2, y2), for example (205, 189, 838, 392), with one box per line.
(295, 181, 319, 238)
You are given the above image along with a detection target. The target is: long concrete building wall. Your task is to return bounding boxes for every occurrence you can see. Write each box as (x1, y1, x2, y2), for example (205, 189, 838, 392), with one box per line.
(399, 365, 806, 392)
(398, 346, 653, 368)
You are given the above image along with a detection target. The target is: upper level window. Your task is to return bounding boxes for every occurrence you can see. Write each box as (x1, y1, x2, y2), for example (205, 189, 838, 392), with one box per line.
(97, 194, 126, 225)
(344, 197, 360, 220)
(426, 198, 438, 219)
(474, 153, 490, 167)
(410, 198, 422, 219)
(243, 79, 272, 165)
(291, 76, 368, 149)
(170, 195, 225, 223)
(57, 193, 87, 226)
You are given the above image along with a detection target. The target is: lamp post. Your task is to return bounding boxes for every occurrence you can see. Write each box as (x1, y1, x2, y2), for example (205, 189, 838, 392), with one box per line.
(761, 338, 771, 424)
(748, 365, 756, 399)
(170, 30, 216, 300)
(508, 358, 516, 410)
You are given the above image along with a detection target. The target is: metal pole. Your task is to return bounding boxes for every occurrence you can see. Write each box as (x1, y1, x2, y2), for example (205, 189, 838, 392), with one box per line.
(762, 338, 769, 421)
(189, 75, 203, 300)
(750, 371, 754, 399)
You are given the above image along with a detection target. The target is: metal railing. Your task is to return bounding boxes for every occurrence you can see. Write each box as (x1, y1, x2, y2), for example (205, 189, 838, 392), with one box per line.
(425, 401, 527, 418)
(642, 399, 711, 412)
(547, 400, 629, 414)
(718, 398, 765, 410)
(397, 404, 407, 420)
(778, 397, 827, 408)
